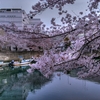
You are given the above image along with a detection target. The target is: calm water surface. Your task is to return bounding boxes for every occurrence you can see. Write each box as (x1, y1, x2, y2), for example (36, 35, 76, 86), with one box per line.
(0, 70, 100, 100)
(26, 72, 100, 100)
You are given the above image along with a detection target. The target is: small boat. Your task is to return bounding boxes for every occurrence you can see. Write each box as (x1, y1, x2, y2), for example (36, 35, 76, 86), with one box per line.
(14, 61, 30, 66)
(0, 61, 3, 64)
(15, 58, 37, 66)
(21, 59, 31, 63)
(0, 62, 9, 67)
(20, 58, 36, 64)
(0, 58, 36, 67)
(0, 61, 4, 67)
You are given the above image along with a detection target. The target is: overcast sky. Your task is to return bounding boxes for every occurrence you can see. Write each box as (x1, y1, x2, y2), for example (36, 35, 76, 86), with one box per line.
(0, 0, 89, 27)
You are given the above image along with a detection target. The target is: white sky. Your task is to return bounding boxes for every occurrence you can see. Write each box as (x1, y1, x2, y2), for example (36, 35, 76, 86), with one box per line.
(0, 0, 90, 27)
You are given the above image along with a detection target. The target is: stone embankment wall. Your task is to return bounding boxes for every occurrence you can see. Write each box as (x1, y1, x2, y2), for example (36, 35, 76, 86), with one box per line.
(0, 51, 42, 61)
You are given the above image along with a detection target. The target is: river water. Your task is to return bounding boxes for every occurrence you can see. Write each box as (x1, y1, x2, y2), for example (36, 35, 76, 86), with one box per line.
(0, 70, 100, 100)
(26, 72, 100, 100)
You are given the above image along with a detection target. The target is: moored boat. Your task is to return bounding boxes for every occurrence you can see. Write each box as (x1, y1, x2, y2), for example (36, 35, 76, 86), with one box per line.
(14, 61, 30, 66)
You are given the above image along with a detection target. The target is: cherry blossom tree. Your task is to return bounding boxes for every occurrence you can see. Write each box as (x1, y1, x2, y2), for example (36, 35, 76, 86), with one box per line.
(0, 0, 100, 79)
(27, 0, 100, 79)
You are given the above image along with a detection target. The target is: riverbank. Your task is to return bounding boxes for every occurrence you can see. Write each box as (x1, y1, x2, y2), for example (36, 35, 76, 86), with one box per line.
(0, 51, 100, 84)
(0, 51, 43, 62)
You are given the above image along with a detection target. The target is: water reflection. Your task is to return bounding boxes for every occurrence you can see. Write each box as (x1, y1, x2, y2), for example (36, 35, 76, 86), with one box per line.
(26, 72, 100, 100)
(0, 69, 51, 100)
(0, 72, 25, 100)
(0, 69, 100, 100)
(2, 79, 7, 84)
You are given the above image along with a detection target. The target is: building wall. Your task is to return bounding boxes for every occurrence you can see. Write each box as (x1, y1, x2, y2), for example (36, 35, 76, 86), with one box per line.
(0, 9, 24, 28)
(0, 8, 41, 30)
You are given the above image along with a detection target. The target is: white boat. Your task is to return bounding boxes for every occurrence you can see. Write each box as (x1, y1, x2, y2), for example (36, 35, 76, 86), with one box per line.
(20, 58, 36, 64)
(0, 62, 9, 67)
(14, 61, 30, 66)
(0, 61, 3, 64)
(21, 59, 32, 63)
(0, 58, 36, 67)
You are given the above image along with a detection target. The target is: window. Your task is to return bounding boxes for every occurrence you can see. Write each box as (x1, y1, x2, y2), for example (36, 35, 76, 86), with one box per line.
(0, 15, 5, 17)
(30, 16, 33, 19)
(7, 9, 11, 11)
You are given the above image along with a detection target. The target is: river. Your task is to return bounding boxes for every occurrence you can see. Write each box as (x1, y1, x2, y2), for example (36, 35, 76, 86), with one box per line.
(26, 72, 100, 100)
(0, 69, 99, 100)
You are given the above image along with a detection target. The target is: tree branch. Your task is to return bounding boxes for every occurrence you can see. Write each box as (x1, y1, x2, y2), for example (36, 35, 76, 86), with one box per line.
(54, 34, 100, 66)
